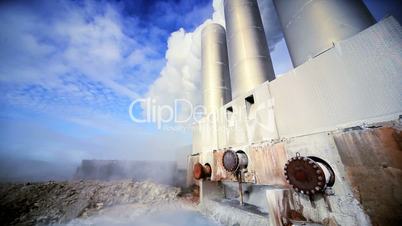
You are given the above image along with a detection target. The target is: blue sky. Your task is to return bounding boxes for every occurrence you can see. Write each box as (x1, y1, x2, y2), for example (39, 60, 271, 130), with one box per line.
(0, 0, 401, 178)
(0, 0, 214, 165)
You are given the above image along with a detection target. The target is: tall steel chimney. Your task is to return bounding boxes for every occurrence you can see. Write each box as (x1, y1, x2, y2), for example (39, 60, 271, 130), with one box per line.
(202, 23, 232, 114)
(274, 0, 375, 67)
(224, 0, 275, 99)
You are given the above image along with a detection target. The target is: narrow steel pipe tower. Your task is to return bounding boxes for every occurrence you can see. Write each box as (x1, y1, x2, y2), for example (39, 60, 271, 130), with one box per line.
(224, 0, 275, 99)
(202, 23, 232, 114)
(274, 0, 375, 67)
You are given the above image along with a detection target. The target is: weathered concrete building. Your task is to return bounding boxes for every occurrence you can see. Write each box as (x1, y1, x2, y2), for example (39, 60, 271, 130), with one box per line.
(189, 0, 402, 225)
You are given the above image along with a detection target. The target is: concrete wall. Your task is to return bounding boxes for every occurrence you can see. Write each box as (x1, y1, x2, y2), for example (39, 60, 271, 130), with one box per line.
(271, 16, 402, 138)
(193, 16, 402, 149)
(192, 17, 402, 226)
(333, 127, 402, 225)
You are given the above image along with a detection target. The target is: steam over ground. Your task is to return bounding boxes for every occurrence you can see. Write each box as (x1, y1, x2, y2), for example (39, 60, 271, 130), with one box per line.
(0, 180, 219, 226)
(0, 0, 290, 183)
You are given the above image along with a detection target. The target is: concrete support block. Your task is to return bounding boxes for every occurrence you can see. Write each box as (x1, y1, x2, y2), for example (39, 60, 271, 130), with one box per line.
(200, 180, 225, 202)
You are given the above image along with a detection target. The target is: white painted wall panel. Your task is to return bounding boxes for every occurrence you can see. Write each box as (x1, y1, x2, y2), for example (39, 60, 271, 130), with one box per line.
(194, 17, 402, 153)
(270, 17, 402, 137)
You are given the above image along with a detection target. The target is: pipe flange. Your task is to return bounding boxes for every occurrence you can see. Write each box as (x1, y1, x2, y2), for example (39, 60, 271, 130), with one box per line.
(193, 163, 211, 180)
(222, 150, 239, 172)
(284, 155, 326, 195)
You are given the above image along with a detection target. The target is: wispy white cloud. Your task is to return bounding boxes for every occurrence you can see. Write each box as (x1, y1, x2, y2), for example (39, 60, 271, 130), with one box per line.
(0, 0, 212, 171)
(0, 0, 290, 181)
(0, 0, 164, 117)
(143, 0, 225, 122)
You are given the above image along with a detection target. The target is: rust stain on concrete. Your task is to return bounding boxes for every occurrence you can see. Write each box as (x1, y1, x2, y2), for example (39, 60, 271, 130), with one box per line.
(249, 143, 289, 186)
(266, 189, 307, 226)
(333, 127, 402, 226)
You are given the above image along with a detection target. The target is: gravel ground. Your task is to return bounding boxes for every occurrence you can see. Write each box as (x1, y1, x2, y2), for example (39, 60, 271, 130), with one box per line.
(0, 180, 217, 226)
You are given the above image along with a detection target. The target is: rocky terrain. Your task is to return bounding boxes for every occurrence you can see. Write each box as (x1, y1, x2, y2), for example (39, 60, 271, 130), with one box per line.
(0, 180, 212, 226)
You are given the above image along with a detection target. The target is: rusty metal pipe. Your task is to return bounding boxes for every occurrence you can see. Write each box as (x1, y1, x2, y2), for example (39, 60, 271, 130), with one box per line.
(222, 150, 248, 206)
(222, 150, 248, 172)
(284, 153, 335, 195)
(193, 163, 212, 180)
(237, 172, 244, 205)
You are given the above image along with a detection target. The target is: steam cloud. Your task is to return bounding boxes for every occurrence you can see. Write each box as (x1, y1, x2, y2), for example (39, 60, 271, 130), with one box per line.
(0, 0, 285, 182)
(144, 0, 284, 121)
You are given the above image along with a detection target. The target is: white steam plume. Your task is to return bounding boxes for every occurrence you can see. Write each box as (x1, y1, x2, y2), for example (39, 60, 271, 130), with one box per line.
(144, 0, 283, 122)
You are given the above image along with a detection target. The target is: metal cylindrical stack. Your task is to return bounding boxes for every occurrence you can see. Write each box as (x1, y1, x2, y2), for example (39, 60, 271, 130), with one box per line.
(224, 0, 275, 98)
(202, 23, 232, 114)
(274, 0, 375, 67)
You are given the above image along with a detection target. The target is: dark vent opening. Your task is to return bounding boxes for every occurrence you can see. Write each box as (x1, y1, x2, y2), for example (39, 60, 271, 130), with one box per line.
(245, 95, 255, 104)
